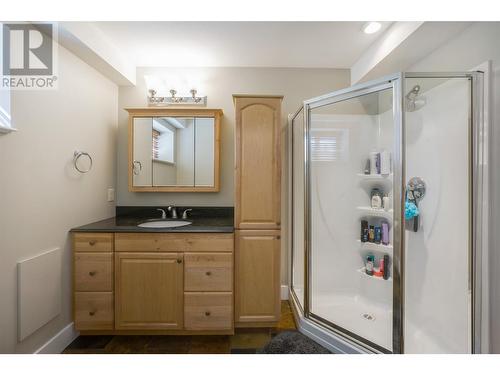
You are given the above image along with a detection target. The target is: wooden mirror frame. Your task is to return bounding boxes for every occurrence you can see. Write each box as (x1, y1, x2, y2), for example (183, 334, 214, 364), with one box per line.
(126, 108, 223, 192)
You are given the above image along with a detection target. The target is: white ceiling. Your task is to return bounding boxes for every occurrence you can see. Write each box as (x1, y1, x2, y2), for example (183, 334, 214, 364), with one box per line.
(94, 21, 392, 68)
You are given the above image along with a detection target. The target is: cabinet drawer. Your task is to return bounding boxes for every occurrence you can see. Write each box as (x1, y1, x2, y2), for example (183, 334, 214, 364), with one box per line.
(74, 233, 113, 252)
(184, 253, 232, 292)
(74, 253, 113, 291)
(185, 234, 234, 253)
(184, 292, 232, 330)
(75, 292, 113, 330)
(115, 233, 185, 252)
(115, 233, 234, 253)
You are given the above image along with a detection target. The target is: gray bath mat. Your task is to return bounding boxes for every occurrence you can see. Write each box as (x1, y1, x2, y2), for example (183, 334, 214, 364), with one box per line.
(258, 331, 331, 354)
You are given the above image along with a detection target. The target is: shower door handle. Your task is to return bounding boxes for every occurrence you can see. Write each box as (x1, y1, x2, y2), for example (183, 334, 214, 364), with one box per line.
(413, 202, 419, 232)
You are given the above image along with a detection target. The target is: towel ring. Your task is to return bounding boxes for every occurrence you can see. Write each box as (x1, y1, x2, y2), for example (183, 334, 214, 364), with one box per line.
(73, 151, 93, 173)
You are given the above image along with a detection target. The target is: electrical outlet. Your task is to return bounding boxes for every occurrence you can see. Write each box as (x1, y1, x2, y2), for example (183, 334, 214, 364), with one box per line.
(107, 188, 115, 202)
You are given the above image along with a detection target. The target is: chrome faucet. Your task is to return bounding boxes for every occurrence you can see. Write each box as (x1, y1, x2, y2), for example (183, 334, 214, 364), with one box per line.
(167, 206, 178, 219)
(156, 208, 167, 219)
(182, 209, 192, 220)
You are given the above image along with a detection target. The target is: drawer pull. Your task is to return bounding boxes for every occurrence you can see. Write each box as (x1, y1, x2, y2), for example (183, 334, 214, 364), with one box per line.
(177, 259, 182, 264)
(205, 271, 212, 276)
(88, 271, 96, 277)
(205, 311, 211, 317)
(276, 236, 281, 240)
(88, 310, 96, 316)
(88, 240, 97, 246)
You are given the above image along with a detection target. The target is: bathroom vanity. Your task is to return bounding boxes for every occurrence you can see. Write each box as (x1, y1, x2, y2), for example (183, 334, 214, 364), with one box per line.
(71, 211, 235, 335)
(72, 98, 283, 335)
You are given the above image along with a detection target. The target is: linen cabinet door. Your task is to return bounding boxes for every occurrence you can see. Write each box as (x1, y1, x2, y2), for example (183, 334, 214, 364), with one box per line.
(115, 252, 184, 330)
(235, 230, 281, 325)
(234, 95, 282, 229)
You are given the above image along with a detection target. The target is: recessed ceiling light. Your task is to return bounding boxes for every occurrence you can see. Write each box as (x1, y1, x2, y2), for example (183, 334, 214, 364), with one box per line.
(363, 22, 382, 34)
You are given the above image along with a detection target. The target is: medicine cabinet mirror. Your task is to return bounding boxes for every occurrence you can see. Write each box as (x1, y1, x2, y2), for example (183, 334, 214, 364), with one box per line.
(126, 108, 222, 192)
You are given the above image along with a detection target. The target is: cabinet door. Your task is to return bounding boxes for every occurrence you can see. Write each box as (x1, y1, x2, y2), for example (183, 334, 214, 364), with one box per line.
(132, 117, 153, 187)
(234, 96, 282, 229)
(115, 252, 183, 330)
(235, 230, 281, 324)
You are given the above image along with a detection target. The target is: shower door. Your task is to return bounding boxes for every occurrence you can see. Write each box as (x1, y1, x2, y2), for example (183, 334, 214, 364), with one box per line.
(402, 73, 480, 354)
(303, 76, 403, 353)
(289, 107, 306, 311)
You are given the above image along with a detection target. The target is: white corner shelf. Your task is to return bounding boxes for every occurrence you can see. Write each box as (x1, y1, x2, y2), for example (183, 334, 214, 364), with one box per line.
(357, 267, 392, 282)
(356, 173, 393, 192)
(356, 173, 393, 180)
(356, 206, 393, 221)
(356, 240, 393, 255)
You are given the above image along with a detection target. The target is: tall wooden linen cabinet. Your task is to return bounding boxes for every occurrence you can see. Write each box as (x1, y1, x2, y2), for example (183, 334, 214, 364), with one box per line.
(233, 95, 283, 327)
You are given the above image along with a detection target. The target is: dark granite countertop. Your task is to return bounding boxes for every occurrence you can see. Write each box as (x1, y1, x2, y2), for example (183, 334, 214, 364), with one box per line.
(70, 206, 234, 233)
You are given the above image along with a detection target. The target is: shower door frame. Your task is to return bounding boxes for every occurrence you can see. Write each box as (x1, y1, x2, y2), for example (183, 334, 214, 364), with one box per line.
(303, 73, 405, 354)
(289, 71, 486, 354)
(288, 106, 306, 316)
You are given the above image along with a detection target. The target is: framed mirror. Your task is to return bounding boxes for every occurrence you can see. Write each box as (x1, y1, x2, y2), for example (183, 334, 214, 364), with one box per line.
(126, 108, 222, 192)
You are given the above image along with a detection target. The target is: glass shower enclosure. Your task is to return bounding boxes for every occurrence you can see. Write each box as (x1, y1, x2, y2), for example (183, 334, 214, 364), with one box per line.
(289, 72, 486, 354)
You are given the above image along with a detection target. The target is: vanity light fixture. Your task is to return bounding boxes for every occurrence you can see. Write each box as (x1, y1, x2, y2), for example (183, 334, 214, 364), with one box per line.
(362, 22, 382, 34)
(147, 88, 207, 106)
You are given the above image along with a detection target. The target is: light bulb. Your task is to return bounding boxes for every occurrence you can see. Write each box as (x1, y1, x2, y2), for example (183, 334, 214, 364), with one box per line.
(363, 22, 382, 34)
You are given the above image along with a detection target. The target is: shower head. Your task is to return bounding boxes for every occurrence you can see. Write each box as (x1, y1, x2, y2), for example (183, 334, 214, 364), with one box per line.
(406, 84, 426, 112)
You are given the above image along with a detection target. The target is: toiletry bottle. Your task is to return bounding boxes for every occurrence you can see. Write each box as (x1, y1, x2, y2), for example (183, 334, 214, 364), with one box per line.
(366, 255, 374, 276)
(361, 220, 369, 242)
(374, 226, 381, 244)
(376, 153, 381, 174)
(383, 194, 390, 211)
(371, 188, 382, 209)
(381, 222, 389, 245)
(383, 255, 390, 280)
(369, 225, 375, 242)
(379, 258, 385, 277)
(370, 151, 378, 175)
(364, 159, 371, 175)
(380, 150, 391, 175)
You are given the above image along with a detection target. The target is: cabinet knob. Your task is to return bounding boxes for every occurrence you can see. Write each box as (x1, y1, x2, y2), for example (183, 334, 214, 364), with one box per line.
(177, 259, 182, 264)
(88, 240, 96, 246)
(205, 311, 211, 317)
(205, 271, 212, 276)
(88, 271, 96, 276)
(88, 311, 96, 316)
(276, 236, 281, 240)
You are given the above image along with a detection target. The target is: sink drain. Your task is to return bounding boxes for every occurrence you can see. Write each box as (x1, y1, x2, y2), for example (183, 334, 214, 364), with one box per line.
(362, 313, 375, 321)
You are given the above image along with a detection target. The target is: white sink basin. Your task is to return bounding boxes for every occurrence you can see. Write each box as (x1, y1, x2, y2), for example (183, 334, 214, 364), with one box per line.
(138, 220, 192, 228)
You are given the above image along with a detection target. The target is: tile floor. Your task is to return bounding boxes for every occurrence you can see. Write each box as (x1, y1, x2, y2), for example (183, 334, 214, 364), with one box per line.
(63, 301, 297, 354)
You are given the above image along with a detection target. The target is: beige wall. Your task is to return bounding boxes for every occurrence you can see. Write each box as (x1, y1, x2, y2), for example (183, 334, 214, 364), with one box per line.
(0, 43, 118, 353)
(117, 67, 350, 286)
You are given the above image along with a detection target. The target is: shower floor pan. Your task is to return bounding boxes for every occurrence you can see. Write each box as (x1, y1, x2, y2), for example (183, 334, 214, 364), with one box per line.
(311, 293, 392, 351)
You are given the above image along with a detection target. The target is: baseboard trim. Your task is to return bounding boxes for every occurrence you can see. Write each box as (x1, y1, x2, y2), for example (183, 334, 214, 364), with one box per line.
(34, 323, 78, 354)
(281, 284, 289, 300)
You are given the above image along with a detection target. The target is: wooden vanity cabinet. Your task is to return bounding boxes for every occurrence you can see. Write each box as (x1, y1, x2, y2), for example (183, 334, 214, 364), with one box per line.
(115, 252, 184, 330)
(73, 232, 234, 334)
(233, 95, 282, 230)
(73, 233, 114, 331)
(233, 95, 283, 327)
(235, 230, 281, 324)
